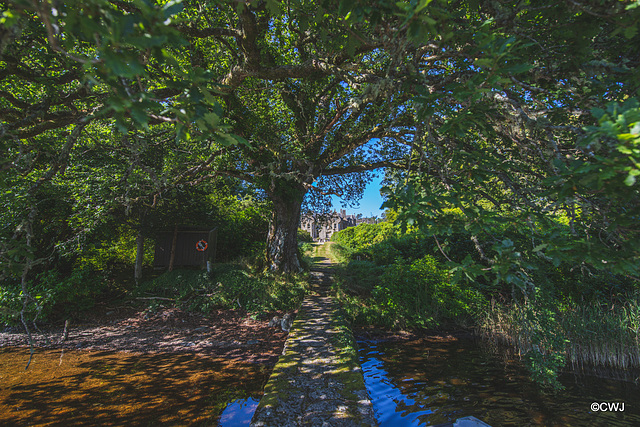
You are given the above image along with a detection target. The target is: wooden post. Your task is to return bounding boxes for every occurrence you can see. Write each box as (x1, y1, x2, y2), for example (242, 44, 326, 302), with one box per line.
(168, 224, 178, 272)
(134, 231, 144, 282)
(207, 228, 218, 273)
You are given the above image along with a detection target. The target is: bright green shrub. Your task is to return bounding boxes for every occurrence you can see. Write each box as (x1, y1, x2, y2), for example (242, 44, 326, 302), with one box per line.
(78, 227, 153, 272)
(334, 260, 384, 297)
(374, 256, 448, 327)
(331, 221, 399, 250)
(371, 241, 401, 265)
(335, 254, 486, 329)
(328, 242, 356, 264)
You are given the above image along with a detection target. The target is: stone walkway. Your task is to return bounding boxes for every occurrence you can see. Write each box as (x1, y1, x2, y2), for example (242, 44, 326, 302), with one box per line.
(251, 245, 376, 426)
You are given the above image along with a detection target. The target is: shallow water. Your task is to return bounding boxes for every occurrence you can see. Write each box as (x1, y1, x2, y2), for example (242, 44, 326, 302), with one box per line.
(358, 336, 640, 426)
(219, 397, 260, 427)
(0, 347, 268, 426)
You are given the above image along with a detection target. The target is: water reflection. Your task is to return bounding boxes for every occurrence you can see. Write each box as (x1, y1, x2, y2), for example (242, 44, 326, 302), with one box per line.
(358, 337, 640, 426)
(219, 397, 260, 426)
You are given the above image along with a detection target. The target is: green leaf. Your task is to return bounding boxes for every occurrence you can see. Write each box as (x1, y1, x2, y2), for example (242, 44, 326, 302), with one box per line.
(162, 0, 184, 19)
(624, 172, 637, 186)
(617, 133, 638, 141)
(624, 26, 637, 39)
(216, 132, 241, 146)
(474, 58, 493, 68)
(591, 107, 606, 119)
(265, 0, 283, 16)
(203, 112, 220, 128)
(130, 106, 149, 129)
(415, 0, 434, 13)
(532, 244, 548, 252)
(102, 51, 145, 78)
(127, 34, 168, 49)
(626, 1, 640, 10)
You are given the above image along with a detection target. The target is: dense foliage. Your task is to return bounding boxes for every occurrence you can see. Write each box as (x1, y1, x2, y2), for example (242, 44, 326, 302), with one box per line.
(4, 0, 638, 276)
(331, 215, 639, 388)
(1, 0, 640, 388)
(0, 173, 272, 324)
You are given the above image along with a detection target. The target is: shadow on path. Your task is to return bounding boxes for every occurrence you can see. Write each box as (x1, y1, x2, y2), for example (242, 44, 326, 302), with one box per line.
(251, 243, 376, 427)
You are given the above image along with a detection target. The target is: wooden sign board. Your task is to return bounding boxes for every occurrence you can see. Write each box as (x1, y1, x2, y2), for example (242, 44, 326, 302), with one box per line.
(153, 228, 217, 269)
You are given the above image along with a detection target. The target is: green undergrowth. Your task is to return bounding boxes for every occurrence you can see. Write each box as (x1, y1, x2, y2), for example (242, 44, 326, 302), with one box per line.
(1, 242, 312, 327)
(327, 242, 351, 265)
(0, 265, 109, 325)
(331, 245, 486, 330)
(328, 218, 639, 389)
(135, 263, 309, 315)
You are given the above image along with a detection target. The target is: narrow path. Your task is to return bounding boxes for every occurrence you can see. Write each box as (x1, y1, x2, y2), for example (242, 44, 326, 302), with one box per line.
(251, 243, 376, 426)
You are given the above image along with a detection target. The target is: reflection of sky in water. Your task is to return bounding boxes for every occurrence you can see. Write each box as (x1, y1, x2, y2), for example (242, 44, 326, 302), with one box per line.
(361, 344, 433, 426)
(218, 397, 260, 427)
(358, 338, 640, 427)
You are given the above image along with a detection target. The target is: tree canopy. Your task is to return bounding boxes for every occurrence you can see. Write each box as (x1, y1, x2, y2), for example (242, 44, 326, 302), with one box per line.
(1, 0, 639, 280)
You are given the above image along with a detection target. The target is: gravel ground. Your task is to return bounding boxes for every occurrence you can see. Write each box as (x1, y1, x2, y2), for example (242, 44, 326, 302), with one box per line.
(0, 305, 291, 365)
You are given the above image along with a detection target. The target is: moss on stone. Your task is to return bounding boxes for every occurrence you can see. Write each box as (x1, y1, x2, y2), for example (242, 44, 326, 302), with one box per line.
(252, 244, 375, 426)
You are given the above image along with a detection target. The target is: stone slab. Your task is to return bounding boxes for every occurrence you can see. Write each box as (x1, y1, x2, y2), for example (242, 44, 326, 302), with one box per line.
(251, 249, 376, 427)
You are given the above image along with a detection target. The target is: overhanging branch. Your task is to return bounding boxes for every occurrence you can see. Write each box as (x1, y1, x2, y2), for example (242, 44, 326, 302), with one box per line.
(321, 160, 403, 176)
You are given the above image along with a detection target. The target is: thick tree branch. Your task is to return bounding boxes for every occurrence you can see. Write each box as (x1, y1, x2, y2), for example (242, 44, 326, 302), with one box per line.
(0, 60, 80, 85)
(220, 59, 334, 89)
(321, 160, 403, 176)
(175, 25, 240, 38)
(319, 125, 386, 168)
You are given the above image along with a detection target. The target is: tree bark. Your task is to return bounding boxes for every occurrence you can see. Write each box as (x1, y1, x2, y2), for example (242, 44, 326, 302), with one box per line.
(134, 231, 144, 282)
(266, 185, 306, 273)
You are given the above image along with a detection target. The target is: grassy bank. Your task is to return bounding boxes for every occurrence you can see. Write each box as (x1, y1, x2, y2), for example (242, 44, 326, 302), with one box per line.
(1, 260, 309, 327)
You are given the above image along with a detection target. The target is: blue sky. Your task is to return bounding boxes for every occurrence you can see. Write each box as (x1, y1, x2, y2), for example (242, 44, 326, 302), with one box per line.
(331, 175, 386, 217)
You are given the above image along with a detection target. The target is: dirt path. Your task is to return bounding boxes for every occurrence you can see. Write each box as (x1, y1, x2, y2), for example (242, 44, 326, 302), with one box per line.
(251, 243, 376, 426)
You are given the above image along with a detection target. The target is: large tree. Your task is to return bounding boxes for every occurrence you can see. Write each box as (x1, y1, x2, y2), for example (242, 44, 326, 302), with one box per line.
(2, 0, 639, 277)
(1, 0, 417, 273)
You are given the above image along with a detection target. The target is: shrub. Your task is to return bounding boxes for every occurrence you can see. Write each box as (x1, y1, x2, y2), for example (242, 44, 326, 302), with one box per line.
(137, 265, 308, 314)
(328, 242, 355, 264)
(0, 278, 22, 325)
(334, 260, 384, 297)
(331, 221, 399, 251)
(371, 241, 401, 265)
(335, 255, 486, 329)
(374, 256, 448, 328)
(78, 227, 153, 272)
(0, 266, 107, 325)
(297, 228, 313, 242)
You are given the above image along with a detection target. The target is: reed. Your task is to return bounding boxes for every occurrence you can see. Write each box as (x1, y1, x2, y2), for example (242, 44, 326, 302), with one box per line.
(561, 301, 640, 371)
(479, 296, 640, 373)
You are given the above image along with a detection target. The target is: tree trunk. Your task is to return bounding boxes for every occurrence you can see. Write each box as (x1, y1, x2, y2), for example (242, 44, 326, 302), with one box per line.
(266, 186, 306, 273)
(134, 231, 144, 282)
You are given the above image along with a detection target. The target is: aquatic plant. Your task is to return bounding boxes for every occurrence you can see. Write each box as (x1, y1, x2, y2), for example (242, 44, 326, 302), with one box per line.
(479, 293, 640, 388)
